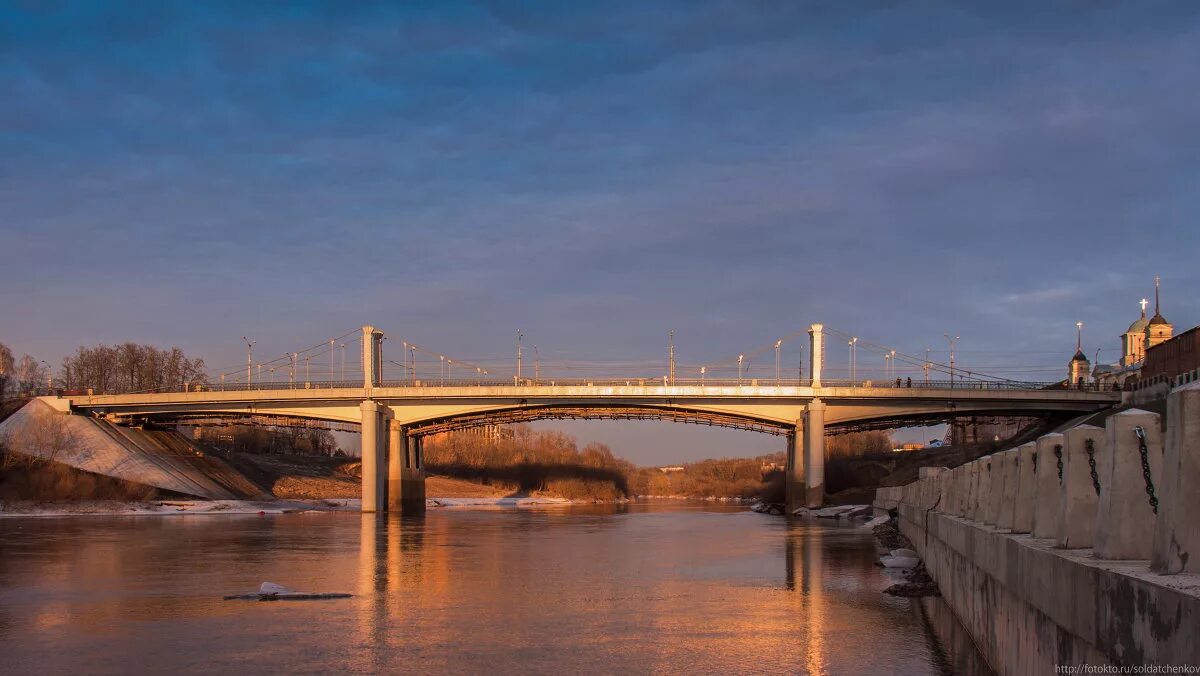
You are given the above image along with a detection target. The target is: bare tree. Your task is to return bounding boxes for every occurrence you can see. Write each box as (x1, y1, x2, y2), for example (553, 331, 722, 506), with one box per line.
(0, 342, 13, 399)
(0, 408, 79, 469)
(13, 355, 48, 395)
(59, 343, 207, 393)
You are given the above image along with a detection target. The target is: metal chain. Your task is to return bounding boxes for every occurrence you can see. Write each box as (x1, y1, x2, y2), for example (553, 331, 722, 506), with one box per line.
(1054, 444, 1063, 485)
(1134, 426, 1158, 514)
(1085, 439, 1100, 496)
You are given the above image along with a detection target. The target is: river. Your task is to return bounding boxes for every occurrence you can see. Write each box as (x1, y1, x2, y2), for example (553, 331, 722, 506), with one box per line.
(0, 503, 990, 674)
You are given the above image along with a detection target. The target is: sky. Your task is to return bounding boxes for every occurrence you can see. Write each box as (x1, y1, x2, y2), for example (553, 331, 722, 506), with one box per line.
(2, 2, 1198, 464)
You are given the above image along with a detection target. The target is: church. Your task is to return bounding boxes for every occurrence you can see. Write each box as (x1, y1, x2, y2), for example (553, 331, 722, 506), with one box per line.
(1089, 277, 1174, 390)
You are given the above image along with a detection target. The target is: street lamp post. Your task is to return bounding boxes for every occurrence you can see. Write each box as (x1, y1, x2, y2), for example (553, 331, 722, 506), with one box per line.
(401, 341, 408, 384)
(242, 337, 255, 387)
(924, 347, 931, 385)
(890, 350, 896, 381)
(700, 366, 706, 385)
(339, 344, 346, 382)
(775, 339, 782, 386)
(848, 337, 858, 382)
(668, 331, 675, 386)
(304, 356, 310, 384)
(737, 354, 744, 385)
(944, 334, 960, 387)
(516, 330, 523, 385)
(290, 352, 298, 389)
(533, 345, 540, 384)
(798, 344, 803, 385)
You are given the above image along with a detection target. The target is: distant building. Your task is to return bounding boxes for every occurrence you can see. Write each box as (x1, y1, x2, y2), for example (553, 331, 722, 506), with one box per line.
(1069, 347, 1090, 388)
(1137, 325, 1200, 391)
(1093, 277, 1176, 392)
(658, 466, 685, 473)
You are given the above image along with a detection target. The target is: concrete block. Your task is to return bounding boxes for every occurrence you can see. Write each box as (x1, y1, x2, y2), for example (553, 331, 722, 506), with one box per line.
(971, 459, 987, 522)
(1095, 409, 1162, 560)
(997, 449, 1019, 530)
(984, 451, 1012, 526)
(969, 461, 979, 518)
(1152, 383, 1200, 573)
(1032, 433, 1065, 538)
(973, 456, 993, 522)
(953, 465, 968, 516)
(1056, 425, 1103, 548)
(1012, 442, 1037, 533)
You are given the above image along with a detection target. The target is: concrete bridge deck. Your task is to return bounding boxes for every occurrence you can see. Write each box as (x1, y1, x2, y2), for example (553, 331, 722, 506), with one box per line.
(41, 324, 1121, 514)
(49, 383, 1118, 515)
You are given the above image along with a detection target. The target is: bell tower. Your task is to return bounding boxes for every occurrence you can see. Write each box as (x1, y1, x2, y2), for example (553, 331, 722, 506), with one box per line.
(1145, 276, 1173, 350)
(1068, 321, 1090, 387)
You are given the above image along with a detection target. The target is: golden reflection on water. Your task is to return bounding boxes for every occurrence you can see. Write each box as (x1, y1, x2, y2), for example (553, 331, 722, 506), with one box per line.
(0, 505, 984, 674)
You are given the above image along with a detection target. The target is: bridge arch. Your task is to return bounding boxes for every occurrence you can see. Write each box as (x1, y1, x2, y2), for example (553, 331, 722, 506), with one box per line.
(396, 403, 793, 437)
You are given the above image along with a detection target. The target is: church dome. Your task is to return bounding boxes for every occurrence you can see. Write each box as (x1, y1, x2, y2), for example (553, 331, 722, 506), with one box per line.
(1072, 349, 1089, 362)
(1149, 312, 1170, 326)
(1126, 316, 1149, 334)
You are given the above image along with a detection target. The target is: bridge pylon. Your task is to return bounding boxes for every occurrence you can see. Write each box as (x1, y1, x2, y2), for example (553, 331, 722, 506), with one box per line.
(809, 323, 824, 387)
(362, 325, 384, 390)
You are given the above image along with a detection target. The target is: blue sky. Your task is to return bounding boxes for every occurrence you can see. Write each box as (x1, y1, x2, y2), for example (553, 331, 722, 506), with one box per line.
(2, 2, 1198, 463)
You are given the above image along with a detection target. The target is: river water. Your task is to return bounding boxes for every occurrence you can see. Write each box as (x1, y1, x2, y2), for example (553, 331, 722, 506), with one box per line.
(0, 503, 990, 674)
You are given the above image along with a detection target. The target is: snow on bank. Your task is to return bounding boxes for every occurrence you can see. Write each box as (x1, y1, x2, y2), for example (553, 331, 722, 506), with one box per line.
(0, 495, 589, 517)
(427, 496, 573, 508)
(0, 499, 348, 518)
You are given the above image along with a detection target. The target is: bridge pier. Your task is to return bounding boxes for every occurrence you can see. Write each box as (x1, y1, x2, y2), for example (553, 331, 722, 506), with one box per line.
(785, 425, 804, 513)
(387, 423, 425, 515)
(359, 400, 386, 513)
(803, 398, 825, 508)
(388, 421, 403, 511)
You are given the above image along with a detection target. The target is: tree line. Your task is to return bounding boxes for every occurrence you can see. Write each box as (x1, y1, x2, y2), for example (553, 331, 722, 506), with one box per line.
(423, 425, 636, 500)
(58, 343, 207, 393)
(0, 340, 209, 396)
(194, 425, 339, 456)
(0, 343, 49, 398)
(423, 426, 894, 500)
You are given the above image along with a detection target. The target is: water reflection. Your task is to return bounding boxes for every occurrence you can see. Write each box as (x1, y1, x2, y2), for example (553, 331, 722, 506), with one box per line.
(0, 505, 988, 674)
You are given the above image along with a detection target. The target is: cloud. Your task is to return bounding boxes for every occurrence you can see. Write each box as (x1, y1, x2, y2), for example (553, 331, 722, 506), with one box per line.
(1, 2, 1197, 460)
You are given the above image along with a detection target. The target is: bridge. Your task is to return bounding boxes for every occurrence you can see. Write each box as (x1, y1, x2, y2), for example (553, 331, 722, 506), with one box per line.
(48, 324, 1118, 513)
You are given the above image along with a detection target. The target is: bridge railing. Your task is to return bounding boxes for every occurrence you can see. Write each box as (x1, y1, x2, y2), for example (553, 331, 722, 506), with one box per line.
(62, 377, 1112, 395)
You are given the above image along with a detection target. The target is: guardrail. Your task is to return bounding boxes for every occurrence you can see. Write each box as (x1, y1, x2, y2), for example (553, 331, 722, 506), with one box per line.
(58, 377, 1113, 395)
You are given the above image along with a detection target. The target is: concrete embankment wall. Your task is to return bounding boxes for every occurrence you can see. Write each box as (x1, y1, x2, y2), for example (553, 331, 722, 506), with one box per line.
(876, 382, 1200, 675)
(0, 399, 268, 500)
